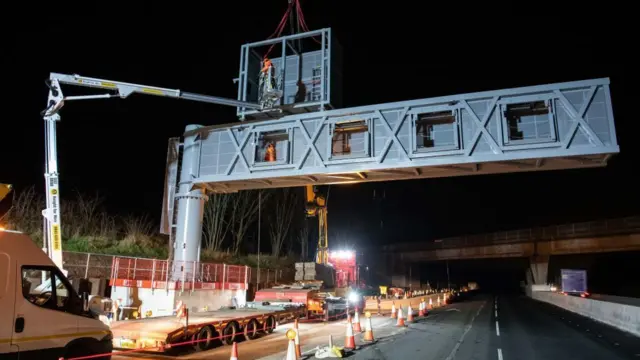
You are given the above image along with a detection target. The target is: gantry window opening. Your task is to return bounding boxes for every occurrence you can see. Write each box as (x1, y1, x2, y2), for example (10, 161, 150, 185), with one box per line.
(331, 120, 368, 157)
(415, 110, 457, 150)
(504, 100, 554, 143)
(255, 130, 289, 164)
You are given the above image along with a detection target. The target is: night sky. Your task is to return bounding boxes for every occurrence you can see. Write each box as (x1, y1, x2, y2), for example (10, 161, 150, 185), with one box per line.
(3, 4, 637, 252)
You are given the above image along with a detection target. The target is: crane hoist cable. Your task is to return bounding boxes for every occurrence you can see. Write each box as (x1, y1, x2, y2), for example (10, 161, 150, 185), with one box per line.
(295, 0, 321, 44)
(264, 2, 294, 58)
(268, 2, 294, 39)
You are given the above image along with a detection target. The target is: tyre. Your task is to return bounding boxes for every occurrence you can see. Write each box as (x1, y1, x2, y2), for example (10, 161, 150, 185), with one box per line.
(194, 325, 216, 351)
(222, 322, 238, 345)
(244, 319, 259, 340)
(263, 316, 276, 334)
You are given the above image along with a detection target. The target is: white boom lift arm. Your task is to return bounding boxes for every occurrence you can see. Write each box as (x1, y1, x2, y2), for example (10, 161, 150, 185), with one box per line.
(41, 73, 263, 270)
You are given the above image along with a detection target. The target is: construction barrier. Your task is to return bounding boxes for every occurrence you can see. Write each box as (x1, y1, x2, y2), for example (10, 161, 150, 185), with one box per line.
(366, 293, 447, 313)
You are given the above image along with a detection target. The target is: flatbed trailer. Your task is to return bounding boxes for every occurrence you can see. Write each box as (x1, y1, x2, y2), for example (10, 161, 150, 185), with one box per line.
(110, 305, 306, 352)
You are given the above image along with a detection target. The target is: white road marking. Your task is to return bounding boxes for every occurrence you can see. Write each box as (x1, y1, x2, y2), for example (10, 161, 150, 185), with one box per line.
(495, 310, 498, 318)
(496, 321, 500, 336)
(444, 301, 486, 360)
(497, 348, 503, 360)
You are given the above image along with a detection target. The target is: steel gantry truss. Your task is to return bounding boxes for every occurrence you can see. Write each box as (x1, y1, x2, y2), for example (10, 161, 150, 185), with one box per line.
(161, 77, 619, 268)
(174, 77, 618, 193)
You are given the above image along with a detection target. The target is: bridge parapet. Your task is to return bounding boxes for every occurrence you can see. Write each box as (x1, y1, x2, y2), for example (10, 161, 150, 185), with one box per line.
(381, 216, 640, 253)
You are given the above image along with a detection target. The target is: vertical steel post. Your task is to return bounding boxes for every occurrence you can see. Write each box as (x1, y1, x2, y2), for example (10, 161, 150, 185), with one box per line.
(281, 38, 287, 105)
(151, 260, 156, 288)
(84, 253, 91, 279)
(172, 124, 206, 280)
(133, 258, 137, 279)
(320, 30, 326, 109)
(244, 266, 249, 289)
(257, 191, 261, 290)
(222, 264, 227, 290)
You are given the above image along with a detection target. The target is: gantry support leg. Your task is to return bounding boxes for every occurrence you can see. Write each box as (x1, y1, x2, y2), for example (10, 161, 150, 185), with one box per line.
(172, 125, 207, 281)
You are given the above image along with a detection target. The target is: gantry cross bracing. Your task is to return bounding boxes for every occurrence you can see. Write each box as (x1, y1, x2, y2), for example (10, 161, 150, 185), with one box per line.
(175, 78, 618, 193)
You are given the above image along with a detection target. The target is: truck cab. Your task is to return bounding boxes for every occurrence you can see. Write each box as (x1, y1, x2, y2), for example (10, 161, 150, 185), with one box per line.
(0, 230, 113, 360)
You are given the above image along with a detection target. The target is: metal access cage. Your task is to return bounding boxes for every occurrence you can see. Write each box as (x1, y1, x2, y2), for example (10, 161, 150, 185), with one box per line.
(235, 28, 343, 121)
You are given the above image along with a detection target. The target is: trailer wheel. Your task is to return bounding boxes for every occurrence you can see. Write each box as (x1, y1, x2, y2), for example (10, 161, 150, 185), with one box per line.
(263, 316, 276, 334)
(194, 326, 216, 351)
(222, 322, 238, 345)
(244, 319, 259, 340)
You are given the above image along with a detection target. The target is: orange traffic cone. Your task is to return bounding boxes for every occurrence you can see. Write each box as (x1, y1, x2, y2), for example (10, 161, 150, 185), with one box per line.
(396, 308, 405, 327)
(285, 329, 298, 360)
(353, 310, 362, 332)
(437, 296, 441, 306)
(230, 342, 239, 360)
(363, 311, 375, 342)
(407, 305, 414, 323)
(419, 299, 425, 316)
(294, 319, 301, 358)
(344, 315, 356, 350)
(391, 302, 397, 319)
(429, 298, 433, 309)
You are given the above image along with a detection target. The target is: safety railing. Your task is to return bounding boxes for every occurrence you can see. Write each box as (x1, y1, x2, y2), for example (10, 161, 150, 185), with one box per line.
(109, 257, 250, 290)
(383, 215, 640, 252)
(61, 251, 295, 291)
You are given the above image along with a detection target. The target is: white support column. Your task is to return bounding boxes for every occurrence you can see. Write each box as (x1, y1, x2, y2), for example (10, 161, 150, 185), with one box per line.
(172, 124, 207, 280)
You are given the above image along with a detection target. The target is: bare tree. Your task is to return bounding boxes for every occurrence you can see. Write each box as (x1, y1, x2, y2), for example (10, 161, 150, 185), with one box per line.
(297, 223, 309, 261)
(269, 188, 299, 257)
(203, 193, 232, 251)
(229, 190, 264, 255)
(63, 190, 104, 239)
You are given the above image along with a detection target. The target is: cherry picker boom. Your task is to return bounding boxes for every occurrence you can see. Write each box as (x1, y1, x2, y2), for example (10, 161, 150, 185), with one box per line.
(41, 73, 265, 270)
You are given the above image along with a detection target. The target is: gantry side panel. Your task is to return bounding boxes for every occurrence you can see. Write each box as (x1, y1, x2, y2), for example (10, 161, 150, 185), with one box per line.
(193, 78, 619, 192)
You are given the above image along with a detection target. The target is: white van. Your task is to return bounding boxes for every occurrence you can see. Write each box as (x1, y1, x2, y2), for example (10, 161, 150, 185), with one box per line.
(0, 229, 112, 360)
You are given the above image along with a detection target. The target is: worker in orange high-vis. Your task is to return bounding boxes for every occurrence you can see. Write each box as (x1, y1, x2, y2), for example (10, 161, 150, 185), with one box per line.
(265, 142, 276, 162)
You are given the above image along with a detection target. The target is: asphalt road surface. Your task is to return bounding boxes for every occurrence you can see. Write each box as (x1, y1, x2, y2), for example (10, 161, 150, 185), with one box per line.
(112, 294, 639, 359)
(352, 294, 638, 360)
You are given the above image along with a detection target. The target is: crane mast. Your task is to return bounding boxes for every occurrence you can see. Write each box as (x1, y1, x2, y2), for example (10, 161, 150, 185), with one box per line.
(41, 73, 264, 270)
(304, 185, 328, 265)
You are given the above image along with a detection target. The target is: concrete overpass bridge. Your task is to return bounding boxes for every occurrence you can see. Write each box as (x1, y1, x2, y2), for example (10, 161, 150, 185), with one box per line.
(369, 215, 640, 286)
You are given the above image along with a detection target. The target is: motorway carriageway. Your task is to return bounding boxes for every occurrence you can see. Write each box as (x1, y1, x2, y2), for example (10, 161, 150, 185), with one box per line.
(113, 294, 640, 360)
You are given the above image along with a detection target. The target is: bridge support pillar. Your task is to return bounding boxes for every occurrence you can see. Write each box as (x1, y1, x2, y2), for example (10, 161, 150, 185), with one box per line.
(528, 255, 549, 285)
(172, 125, 207, 281)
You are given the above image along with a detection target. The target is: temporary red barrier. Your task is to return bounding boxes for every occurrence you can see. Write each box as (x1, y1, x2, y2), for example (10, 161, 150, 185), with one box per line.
(109, 257, 250, 290)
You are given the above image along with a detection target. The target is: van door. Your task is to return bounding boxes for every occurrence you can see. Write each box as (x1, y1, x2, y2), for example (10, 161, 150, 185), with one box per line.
(12, 266, 80, 359)
(0, 252, 19, 359)
(0, 253, 15, 359)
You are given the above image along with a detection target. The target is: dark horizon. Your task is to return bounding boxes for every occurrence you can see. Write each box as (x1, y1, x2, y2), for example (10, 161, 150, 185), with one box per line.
(3, 4, 637, 247)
